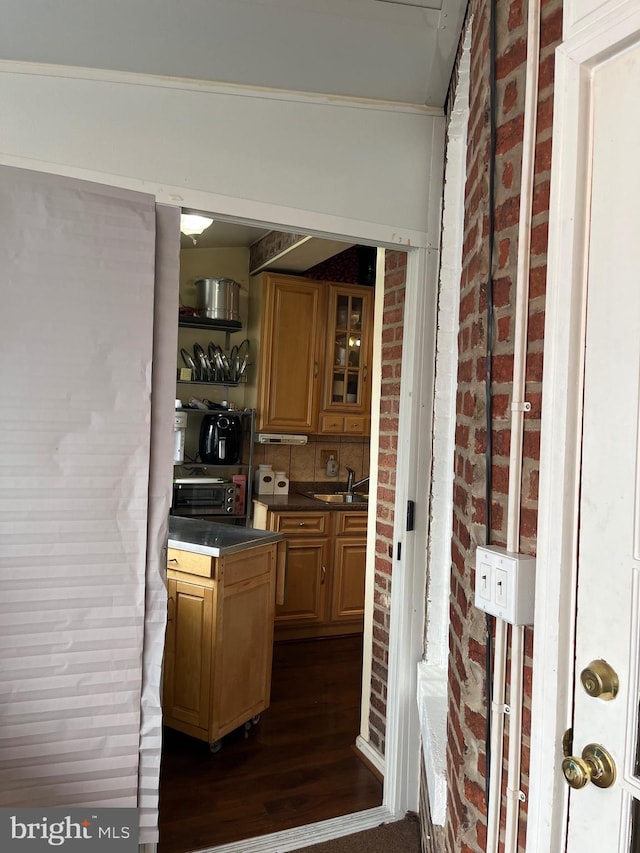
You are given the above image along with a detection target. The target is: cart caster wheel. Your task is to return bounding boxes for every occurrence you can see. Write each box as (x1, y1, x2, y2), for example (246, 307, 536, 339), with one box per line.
(250, 715, 261, 726)
(209, 740, 222, 754)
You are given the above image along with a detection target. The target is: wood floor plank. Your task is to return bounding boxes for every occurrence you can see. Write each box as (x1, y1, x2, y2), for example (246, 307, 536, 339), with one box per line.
(159, 636, 383, 852)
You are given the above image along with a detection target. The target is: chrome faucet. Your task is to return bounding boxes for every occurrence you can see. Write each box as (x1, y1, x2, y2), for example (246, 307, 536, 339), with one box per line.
(346, 467, 355, 492)
(346, 467, 369, 494)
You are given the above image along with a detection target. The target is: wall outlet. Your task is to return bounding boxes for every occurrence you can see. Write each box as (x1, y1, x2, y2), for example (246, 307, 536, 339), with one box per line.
(474, 545, 536, 625)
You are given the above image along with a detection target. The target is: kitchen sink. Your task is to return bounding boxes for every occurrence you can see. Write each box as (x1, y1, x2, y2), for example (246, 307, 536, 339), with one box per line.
(303, 491, 368, 504)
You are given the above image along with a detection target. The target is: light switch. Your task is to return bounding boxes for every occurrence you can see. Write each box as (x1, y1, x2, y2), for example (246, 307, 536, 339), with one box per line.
(478, 563, 491, 600)
(495, 568, 508, 607)
(473, 545, 536, 625)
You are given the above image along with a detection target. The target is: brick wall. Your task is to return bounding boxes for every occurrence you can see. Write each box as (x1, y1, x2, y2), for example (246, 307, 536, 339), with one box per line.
(368, 249, 407, 755)
(420, 754, 446, 853)
(443, 0, 562, 850)
(249, 231, 308, 271)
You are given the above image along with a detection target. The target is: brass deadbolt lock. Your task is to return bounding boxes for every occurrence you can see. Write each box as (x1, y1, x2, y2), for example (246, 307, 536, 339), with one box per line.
(562, 743, 616, 790)
(580, 659, 619, 701)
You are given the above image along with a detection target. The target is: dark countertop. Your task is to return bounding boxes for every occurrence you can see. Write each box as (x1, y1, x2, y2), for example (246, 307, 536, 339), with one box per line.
(168, 516, 284, 557)
(252, 484, 368, 513)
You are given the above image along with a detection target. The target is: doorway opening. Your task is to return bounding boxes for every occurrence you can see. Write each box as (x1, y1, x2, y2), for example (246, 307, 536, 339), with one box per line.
(159, 213, 409, 852)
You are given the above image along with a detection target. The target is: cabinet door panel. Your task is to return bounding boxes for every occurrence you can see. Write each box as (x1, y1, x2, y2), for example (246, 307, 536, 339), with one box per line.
(164, 578, 214, 731)
(331, 538, 366, 622)
(275, 538, 329, 626)
(321, 284, 373, 421)
(212, 565, 276, 740)
(258, 277, 326, 432)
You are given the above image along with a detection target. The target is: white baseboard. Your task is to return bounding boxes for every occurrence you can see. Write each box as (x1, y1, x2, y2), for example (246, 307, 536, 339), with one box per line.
(191, 806, 395, 853)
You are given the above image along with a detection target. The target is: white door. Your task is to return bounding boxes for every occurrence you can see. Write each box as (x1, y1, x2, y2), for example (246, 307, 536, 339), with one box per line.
(565, 33, 640, 851)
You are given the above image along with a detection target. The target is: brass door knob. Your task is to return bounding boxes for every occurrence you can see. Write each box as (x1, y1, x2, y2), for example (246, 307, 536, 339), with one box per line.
(580, 660, 619, 700)
(562, 743, 616, 790)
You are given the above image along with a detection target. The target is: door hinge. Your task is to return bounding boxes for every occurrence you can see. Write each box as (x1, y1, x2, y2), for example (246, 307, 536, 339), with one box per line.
(562, 727, 573, 758)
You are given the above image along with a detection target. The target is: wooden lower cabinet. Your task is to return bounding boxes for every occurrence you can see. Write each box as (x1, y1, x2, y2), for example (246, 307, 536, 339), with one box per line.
(268, 509, 367, 640)
(331, 537, 367, 622)
(163, 542, 277, 749)
(275, 537, 329, 628)
(164, 578, 214, 732)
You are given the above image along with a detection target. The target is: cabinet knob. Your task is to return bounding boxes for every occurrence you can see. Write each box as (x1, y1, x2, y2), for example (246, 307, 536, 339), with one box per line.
(299, 522, 305, 527)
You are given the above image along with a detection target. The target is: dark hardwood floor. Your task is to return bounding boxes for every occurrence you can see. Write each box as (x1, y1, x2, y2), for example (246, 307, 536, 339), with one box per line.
(158, 635, 383, 853)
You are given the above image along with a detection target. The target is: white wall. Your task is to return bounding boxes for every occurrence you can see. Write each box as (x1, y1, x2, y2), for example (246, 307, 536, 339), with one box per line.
(0, 65, 445, 248)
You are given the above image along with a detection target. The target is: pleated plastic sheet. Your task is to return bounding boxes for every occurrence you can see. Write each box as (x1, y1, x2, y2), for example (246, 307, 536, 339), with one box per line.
(0, 166, 170, 842)
(138, 203, 180, 843)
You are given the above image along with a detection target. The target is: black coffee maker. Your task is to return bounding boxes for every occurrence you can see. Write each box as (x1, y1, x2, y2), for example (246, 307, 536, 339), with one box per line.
(199, 413, 243, 464)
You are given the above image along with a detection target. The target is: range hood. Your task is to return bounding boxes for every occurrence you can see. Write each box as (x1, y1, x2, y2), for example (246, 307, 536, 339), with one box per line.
(256, 433, 308, 445)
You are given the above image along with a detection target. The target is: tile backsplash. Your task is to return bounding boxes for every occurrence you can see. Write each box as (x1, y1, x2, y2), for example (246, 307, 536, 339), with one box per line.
(253, 435, 369, 484)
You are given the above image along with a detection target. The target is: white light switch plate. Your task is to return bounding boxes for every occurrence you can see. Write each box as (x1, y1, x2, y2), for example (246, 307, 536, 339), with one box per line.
(474, 545, 536, 625)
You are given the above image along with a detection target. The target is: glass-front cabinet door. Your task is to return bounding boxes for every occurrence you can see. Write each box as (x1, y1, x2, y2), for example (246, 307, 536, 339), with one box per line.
(321, 284, 373, 432)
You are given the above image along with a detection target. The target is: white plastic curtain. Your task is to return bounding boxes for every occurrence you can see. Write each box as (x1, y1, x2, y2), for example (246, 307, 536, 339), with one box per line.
(0, 166, 176, 843)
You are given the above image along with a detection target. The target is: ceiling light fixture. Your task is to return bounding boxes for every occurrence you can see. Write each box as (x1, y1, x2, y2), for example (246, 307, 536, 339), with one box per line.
(180, 214, 214, 245)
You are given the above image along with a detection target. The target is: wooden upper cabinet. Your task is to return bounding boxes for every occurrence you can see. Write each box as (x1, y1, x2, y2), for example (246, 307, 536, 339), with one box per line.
(256, 275, 327, 433)
(252, 274, 374, 435)
(319, 284, 374, 434)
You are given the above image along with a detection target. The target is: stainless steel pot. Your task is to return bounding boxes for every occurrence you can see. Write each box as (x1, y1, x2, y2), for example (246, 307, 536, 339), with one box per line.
(195, 278, 241, 322)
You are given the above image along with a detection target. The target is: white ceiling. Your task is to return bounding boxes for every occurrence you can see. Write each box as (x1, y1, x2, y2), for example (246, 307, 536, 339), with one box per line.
(2, 0, 466, 107)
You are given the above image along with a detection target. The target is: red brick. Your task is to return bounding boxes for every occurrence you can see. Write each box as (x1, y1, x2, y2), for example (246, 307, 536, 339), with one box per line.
(495, 195, 521, 231)
(532, 179, 551, 216)
(537, 93, 555, 134)
(528, 310, 546, 342)
(541, 6, 563, 49)
(529, 265, 547, 298)
(493, 276, 512, 308)
(492, 393, 511, 418)
(538, 51, 556, 91)
(497, 314, 511, 342)
(503, 79, 518, 115)
(523, 428, 541, 460)
(535, 135, 553, 172)
(496, 37, 527, 79)
(492, 352, 515, 382)
(496, 114, 525, 155)
(520, 506, 538, 538)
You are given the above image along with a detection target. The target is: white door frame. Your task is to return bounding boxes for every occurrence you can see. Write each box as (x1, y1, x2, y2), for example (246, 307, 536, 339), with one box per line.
(198, 245, 438, 853)
(527, 3, 640, 851)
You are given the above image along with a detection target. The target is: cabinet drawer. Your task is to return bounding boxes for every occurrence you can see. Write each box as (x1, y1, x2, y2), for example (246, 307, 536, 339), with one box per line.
(167, 547, 214, 578)
(335, 511, 368, 535)
(273, 513, 328, 534)
(344, 416, 368, 435)
(319, 413, 369, 435)
(319, 414, 343, 433)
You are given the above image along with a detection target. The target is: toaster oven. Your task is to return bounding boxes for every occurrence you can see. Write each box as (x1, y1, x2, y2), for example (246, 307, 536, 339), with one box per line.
(171, 478, 241, 517)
